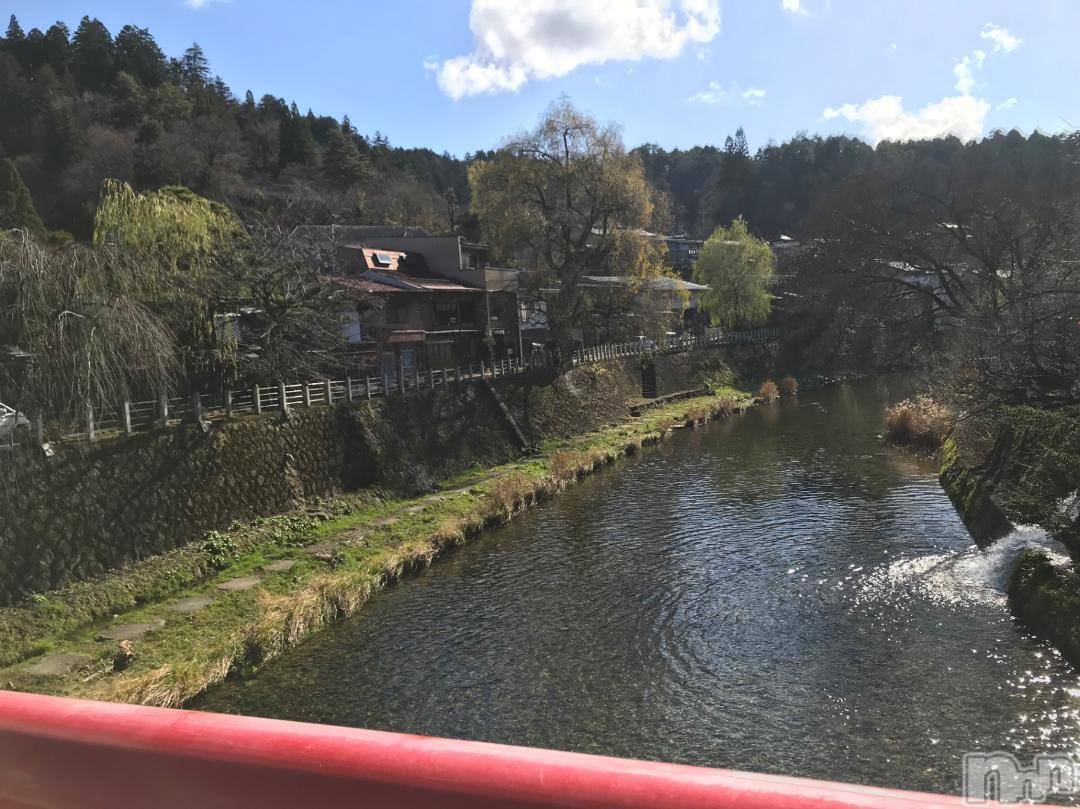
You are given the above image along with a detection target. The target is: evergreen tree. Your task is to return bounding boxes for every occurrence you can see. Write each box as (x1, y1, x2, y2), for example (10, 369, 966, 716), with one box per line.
(39, 102, 84, 170)
(178, 43, 210, 91)
(0, 158, 45, 234)
(42, 22, 70, 75)
(4, 15, 24, 48)
(114, 25, 167, 87)
(278, 103, 316, 168)
(112, 71, 146, 128)
(70, 16, 115, 92)
(322, 127, 367, 187)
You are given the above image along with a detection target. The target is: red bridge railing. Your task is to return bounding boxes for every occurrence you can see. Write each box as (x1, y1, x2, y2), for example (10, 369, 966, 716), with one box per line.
(0, 690, 992, 809)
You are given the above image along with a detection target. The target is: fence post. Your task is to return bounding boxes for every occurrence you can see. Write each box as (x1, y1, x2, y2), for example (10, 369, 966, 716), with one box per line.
(324, 379, 333, 405)
(254, 386, 262, 415)
(303, 383, 312, 408)
(279, 382, 289, 416)
(480, 360, 486, 378)
(192, 392, 202, 424)
(225, 389, 234, 418)
(346, 378, 354, 403)
(86, 403, 96, 441)
(366, 376, 372, 400)
(33, 412, 44, 448)
(158, 393, 169, 429)
(429, 368, 435, 388)
(414, 366, 421, 391)
(122, 400, 133, 436)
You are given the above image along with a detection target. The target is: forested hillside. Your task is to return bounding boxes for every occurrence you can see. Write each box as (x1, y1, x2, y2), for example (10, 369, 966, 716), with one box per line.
(1, 13, 1076, 251)
(0, 14, 472, 240)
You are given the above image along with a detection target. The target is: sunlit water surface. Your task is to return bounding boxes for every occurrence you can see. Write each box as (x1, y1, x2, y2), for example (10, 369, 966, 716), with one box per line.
(195, 380, 1080, 796)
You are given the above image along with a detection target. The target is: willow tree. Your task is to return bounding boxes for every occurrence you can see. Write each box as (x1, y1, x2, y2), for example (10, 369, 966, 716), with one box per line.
(93, 180, 241, 382)
(0, 230, 175, 426)
(470, 99, 676, 355)
(693, 217, 775, 329)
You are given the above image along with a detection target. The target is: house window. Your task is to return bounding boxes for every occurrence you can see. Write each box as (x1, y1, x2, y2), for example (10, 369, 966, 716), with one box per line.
(373, 251, 394, 267)
(434, 300, 459, 328)
(387, 301, 409, 324)
(400, 348, 418, 371)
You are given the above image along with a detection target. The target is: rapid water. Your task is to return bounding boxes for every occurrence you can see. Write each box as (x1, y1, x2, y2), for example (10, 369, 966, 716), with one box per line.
(195, 379, 1080, 796)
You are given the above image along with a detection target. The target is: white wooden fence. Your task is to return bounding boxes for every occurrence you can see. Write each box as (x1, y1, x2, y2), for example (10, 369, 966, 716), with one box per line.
(14, 328, 777, 447)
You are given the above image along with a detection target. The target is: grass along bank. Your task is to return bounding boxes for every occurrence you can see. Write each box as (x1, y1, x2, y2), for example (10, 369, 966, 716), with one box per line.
(1, 389, 751, 708)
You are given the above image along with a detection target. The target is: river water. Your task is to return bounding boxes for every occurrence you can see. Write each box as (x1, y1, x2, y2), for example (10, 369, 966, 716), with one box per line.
(195, 380, 1080, 796)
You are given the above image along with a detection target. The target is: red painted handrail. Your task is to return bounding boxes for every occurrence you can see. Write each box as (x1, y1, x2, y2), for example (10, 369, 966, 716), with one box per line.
(0, 690, 986, 809)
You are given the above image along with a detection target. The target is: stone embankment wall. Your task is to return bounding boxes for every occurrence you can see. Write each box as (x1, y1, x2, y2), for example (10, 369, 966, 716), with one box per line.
(0, 348, 755, 604)
(0, 383, 520, 603)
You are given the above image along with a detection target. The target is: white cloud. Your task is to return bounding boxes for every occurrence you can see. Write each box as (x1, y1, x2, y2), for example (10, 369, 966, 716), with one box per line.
(743, 88, 767, 107)
(781, 0, 808, 15)
(182, 0, 223, 9)
(823, 94, 990, 143)
(890, 42, 898, 52)
(981, 23, 1022, 53)
(996, 97, 1018, 111)
(433, 0, 721, 99)
(953, 49, 986, 95)
(687, 81, 725, 105)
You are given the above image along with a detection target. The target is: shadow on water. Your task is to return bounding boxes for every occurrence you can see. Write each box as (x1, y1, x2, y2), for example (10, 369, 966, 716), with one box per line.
(193, 379, 1080, 797)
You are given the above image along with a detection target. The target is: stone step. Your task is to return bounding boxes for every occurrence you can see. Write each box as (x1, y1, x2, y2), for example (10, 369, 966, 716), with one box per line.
(97, 620, 166, 642)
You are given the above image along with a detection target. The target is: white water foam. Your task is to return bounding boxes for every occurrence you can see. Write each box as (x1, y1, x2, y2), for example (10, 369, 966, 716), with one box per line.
(857, 526, 1072, 611)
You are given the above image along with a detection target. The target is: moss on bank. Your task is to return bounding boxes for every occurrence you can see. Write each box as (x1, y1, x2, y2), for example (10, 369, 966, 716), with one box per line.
(937, 405, 1080, 668)
(1, 390, 750, 708)
(1009, 548, 1080, 667)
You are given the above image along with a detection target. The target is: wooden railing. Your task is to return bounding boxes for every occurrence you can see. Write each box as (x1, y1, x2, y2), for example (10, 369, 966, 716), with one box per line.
(5, 329, 778, 449)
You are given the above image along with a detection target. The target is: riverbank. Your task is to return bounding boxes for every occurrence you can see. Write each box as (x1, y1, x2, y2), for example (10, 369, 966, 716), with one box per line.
(1, 389, 752, 707)
(932, 405, 1080, 666)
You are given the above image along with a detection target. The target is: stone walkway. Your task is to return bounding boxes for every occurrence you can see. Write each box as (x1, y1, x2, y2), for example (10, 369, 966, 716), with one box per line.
(19, 476, 512, 679)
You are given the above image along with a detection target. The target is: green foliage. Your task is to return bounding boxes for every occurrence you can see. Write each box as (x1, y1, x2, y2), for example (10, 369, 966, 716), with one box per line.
(93, 179, 239, 265)
(201, 531, 239, 570)
(694, 217, 774, 328)
(0, 158, 44, 234)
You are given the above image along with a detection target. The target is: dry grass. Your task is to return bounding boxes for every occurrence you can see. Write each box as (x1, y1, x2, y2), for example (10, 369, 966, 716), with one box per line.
(885, 396, 955, 450)
(779, 376, 799, 396)
(486, 471, 540, 520)
(759, 380, 780, 402)
(549, 449, 585, 482)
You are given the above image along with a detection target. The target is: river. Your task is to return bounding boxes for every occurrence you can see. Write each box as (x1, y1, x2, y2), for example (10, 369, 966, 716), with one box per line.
(194, 379, 1080, 796)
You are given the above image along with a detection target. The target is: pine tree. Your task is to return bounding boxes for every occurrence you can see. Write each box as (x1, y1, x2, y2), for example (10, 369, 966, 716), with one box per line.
(322, 127, 367, 187)
(278, 103, 316, 168)
(178, 43, 209, 91)
(42, 22, 70, 75)
(114, 25, 167, 87)
(70, 16, 115, 92)
(39, 102, 84, 171)
(0, 158, 45, 234)
(5, 15, 24, 45)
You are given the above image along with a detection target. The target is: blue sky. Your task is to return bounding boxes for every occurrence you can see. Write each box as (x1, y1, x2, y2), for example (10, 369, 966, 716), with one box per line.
(9, 1, 1078, 156)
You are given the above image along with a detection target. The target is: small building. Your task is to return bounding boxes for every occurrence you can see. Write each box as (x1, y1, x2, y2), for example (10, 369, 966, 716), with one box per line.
(334, 246, 491, 378)
(664, 235, 704, 280)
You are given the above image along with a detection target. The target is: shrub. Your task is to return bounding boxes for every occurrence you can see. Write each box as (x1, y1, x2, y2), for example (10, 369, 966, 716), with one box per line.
(202, 531, 239, 570)
(885, 396, 955, 450)
(779, 376, 799, 396)
(758, 380, 779, 402)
